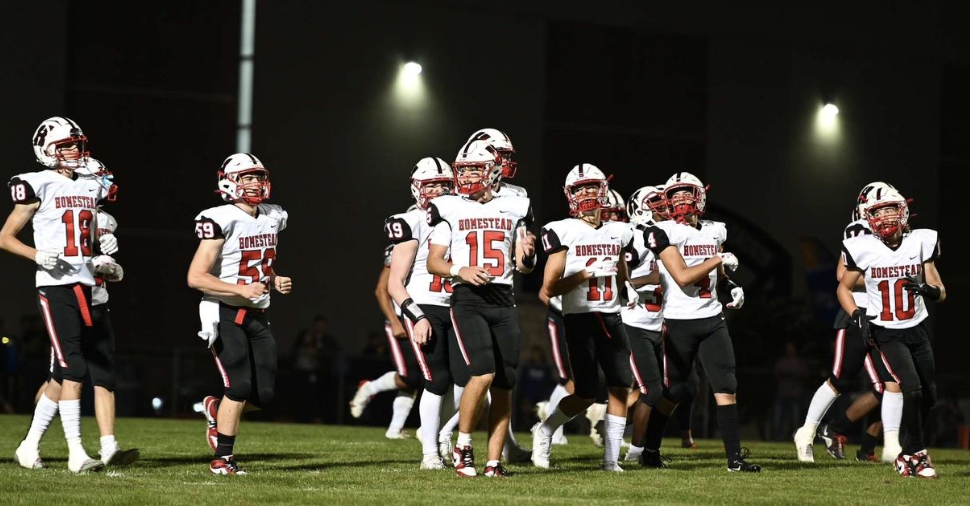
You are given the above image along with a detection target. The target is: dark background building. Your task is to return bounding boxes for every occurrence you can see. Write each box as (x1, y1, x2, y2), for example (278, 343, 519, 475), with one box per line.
(0, 1, 966, 428)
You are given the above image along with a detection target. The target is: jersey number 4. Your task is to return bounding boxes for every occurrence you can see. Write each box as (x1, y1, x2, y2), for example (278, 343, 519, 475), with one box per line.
(237, 249, 276, 285)
(877, 279, 916, 321)
(61, 210, 93, 257)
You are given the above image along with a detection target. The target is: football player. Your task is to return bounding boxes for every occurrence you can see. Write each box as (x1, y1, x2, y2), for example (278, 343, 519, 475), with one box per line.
(189, 153, 292, 475)
(637, 172, 759, 472)
(426, 140, 536, 477)
(384, 157, 457, 468)
(531, 164, 637, 472)
(348, 233, 421, 439)
(839, 188, 944, 479)
(461, 128, 526, 197)
(1, 117, 116, 473)
(794, 182, 900, 463)
(600, 189, 628, 223)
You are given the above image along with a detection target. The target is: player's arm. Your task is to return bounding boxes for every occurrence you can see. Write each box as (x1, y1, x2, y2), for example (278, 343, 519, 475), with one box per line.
(629, 271, 660, 288)
(514, 226, 537, 274)
(187, 238, 266, 299)
(837, 268, 864, 315)
(387, 240, 418, 305)
(374, 265, 406, 338)
(657, 248, 721, 288)
(541, 249, 588, 298)
(918, 260, 945, 303)
(265, 264, 292, 294)
(538, 289, 551, 306)
(0, 202, 41, 263)
(836, 255, 865, 288)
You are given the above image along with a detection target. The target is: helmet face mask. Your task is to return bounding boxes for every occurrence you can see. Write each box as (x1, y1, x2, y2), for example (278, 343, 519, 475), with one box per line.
(463, 128, 517, 183)
(664, 172, 707, 223)
(867, 198, 908, 242)
(563, 164, 609, 216)
(410, 157, 455, 209)
(453, 141, 502, 196)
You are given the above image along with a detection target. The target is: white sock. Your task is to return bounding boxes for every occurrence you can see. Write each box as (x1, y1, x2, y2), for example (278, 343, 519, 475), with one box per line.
(366, 371, 399, 396)
(457, 432, 472, 447)
(587, 402, 607, 425)
(452, 385, 464, 410)
(59, 399, 87, 458)
(506, 420, 518, 445)
(24, 393, 59, 447)
(419, 391, 443, 456)
(100, 435, 117, 454)
(804, 382, 840, 431)
(541, 407, 576, 436)
(547, 384, 569, 415)
(627, 444, 643, 460)
(441, 386, 463, 436)
(882, 391, 903, 434)
(604, 414, 625, 464)
(388, 393, 415, 434)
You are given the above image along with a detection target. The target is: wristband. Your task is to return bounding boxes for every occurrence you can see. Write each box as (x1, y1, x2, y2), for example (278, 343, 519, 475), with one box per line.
(401, 298, 426, 324)
(449, 264, 462, 278)
(522, 253, 536, 269)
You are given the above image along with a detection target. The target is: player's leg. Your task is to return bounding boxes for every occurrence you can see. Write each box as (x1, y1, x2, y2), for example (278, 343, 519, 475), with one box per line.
(795, 326, 848, 461)
(85, 304, 139, 466)
(597, 314, 633, 471)
(450, 304, 495, 477)
(349, 322, 407, 419)
(677, 369, 699, 449)
(408, 306, 452, 469)
(900, 324, 937, 478)
(483, 305, 521, 476)
(438, 326, 471, 459)
(875, 332, 933, 477)
(209, 308, 257, 475)
(385, 316, 421, 439)
(16, 352, 61, 469)
(816, 323, 876, 459)
(540, 312, 573, 444)
(40, 285, 103, 473)
(696, 316, 760, 472)
(625, 325, 663, 461)
(640, 321, 696, 467)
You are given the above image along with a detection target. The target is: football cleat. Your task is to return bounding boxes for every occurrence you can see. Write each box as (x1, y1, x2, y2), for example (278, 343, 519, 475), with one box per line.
(727, 448, 761, 473)
(912, 450, 937, 479)
(454, 445, 477, 477)
(602, 461, 625, 472)
(210, 457, 247, 476)
(639, 449, 670, 469)
(682, 440, 698, 449)
(624, 446, 643, 462)
(792, 425, 816, 463)
(882, 439, 902, 464)
(385, 429, 411, 440)
(14, 442, 44, 469)
(349, 380, 373, 419)
(895, 454, 914, 478)
(101, 447, 141, 467)
(438, 432, 453, 464)
(420, 454, 446, 470)
(502, 442, 532, 463)
(203, 395, 219, 452)
(68, 457, 105, 474)
(530, 423, 552, 469)
(855, 450, 878, 463)
(483, 462, 510, 477)
(818, 424, 846, 460)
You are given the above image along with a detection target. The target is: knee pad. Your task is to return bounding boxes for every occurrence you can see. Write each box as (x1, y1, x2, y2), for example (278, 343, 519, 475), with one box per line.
(88, 364, 116, 391)
(828, 374, 854, 394)
(61, 357, 88, 383)
(713, 375, 738, 397)
(225, 379, 252, 402)
(640, 385, 663, 408)
(425, 373, 452, 396)
(400, 373, 423, 391)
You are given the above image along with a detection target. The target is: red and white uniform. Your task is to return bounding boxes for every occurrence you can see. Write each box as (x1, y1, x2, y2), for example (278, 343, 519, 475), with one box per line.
(9, 170, 108, 287)
(194, 203, 287, 309)
(495, 182, 528, 197)
(385, 207, 452, 307)
(91, 210, 118, 306)
(842, 229, 940, 330)
(622, 222, 664, 332)
(843, 219, 873, 310)
(648, 219, 727, 319)
(540, 218, 634, 315)
(427, 194, 533, 287)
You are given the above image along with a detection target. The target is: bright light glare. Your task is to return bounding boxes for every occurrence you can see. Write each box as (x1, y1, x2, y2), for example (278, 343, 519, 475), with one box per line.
(815, 102, 840, 138)
(822, 103, 839, 117)
(1, 337, 9, 345)
(152, 397, 164, 410)
(404, 61, 422, 76)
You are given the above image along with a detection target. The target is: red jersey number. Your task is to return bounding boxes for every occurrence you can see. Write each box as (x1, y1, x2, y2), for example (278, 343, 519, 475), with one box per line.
(877, 279, 916, 322)
(465, 231, 505, 277)
(585, 257, 615, 302)
(237, 248, 276, 285)
(61, 210, 93, 257)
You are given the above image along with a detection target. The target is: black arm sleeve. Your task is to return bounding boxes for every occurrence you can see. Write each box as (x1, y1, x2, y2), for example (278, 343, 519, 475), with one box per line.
(842, 245, 859, 270)
(194, 216, 225, 239)
(8, 177, 37, 203)
(641, 225, 672, 255)
(384, 217, 415, 244)
(540, 227, 566, 254)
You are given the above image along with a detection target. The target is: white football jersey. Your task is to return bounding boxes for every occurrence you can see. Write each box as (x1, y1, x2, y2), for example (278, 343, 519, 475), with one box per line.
(385, 208, 452, 307)
(91, 210, 118, 306)
(621, 222, 664, 331)
(540, 218, 634, 315)
(194, 203, 287, 309)
(496, 182, 528, 197)
(428, 194, 533, 287)
(643, 219, 727, 319)
(9, 170, 108, 288)
(842, 219, 873, 309)
(842, 229, 939, 330)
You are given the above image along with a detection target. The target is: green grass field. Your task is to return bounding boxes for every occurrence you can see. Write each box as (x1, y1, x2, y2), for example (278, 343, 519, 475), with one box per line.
(1, 415, 967, 505)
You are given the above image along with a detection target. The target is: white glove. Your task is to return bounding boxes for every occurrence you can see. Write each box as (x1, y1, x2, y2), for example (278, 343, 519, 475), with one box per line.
(585, 258, 617, 278)
(93, 255, 124, 281)
(198, 300, 220, 348)
(35, 250, 60, 270)
(99, 233, 119, 255)
(718, 252, 738, 272)
(624, 280, 640, 308)
(726, 286, 745, 309)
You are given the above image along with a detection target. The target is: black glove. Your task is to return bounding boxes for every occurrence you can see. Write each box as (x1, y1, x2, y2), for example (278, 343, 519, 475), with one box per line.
(850, 308, 874, 348)
(902, 276, 942, 301)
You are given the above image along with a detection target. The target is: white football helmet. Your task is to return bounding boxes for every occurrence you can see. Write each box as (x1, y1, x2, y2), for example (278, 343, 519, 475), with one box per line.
(462, 128, 517, 179)
(563, 163, 609, 215)
(32, 117, 90, 169)
(865, 188, 909, 241)
(664, 172, 707, 220)
(410, 157, 455, 209)
(628, 185, 668, 225)
(453, 140, 502, 196)
(853, 181, 897, 222)
(602, 189, 627, 222)
(76, 158, 118, 202)
(218, 153, 271, 205)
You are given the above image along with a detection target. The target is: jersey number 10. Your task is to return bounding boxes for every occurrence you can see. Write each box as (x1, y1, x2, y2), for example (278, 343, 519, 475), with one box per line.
(877, 279, 916, 321)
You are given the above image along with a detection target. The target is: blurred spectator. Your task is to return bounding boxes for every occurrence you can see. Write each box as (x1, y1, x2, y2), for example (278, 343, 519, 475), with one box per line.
(771, 341, 808, 440)
(360, 330, 388, 357)
(290, 315, 341, 422)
